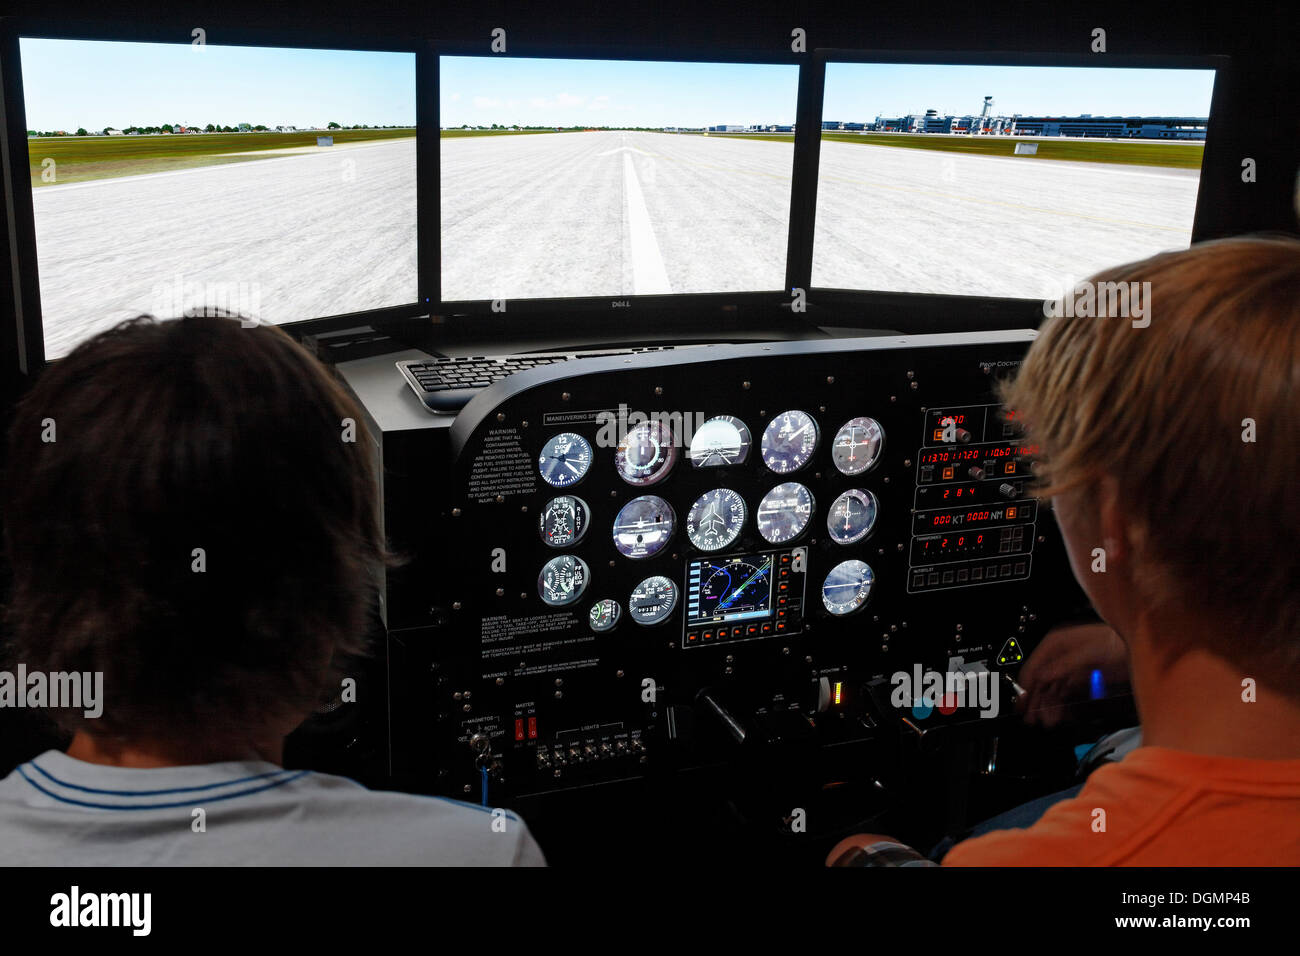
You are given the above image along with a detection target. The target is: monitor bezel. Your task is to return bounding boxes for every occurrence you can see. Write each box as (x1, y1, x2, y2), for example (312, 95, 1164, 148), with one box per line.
(432, 43, 806, 318)
(0, 16, 431, 371)
(796, 48, 1231, 319)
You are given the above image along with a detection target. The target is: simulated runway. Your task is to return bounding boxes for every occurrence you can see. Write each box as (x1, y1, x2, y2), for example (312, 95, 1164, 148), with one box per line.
(811, 138, 1200, 298)
(440, 130, 794, 301)
(33, 138, 416, 358)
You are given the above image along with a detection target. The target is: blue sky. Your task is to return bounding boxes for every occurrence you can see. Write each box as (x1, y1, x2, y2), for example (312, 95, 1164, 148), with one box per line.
(19, 38, 415, 130)
(823, 63, 1216, 120)
(440, 56, 799, 128)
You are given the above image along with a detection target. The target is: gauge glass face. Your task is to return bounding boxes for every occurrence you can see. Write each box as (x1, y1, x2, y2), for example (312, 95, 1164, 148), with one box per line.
(615, 420, 678, 486)
(629, 575, 678, 626)
(538, 555, 589, 607)
(827, 489, 878, 545)
(588, 599, 622, 632)
(612, 496, 676, 559)
(760, 410, 819, 473)
(539, 495, 590, 548)
(688, 415, 751, 468)
(755, 482, 815, 544)
(686, 488, 747, 552)
(831, 417, 884, 476)
(822, 560, 874, 616)
(538, 432, 593, 488)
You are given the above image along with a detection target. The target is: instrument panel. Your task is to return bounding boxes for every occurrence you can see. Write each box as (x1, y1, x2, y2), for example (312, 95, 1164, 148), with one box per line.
(388, 332, 1085, 803)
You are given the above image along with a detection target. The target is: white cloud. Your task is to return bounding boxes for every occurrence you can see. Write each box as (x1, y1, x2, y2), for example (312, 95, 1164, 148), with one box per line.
(472, 95, 502, 108)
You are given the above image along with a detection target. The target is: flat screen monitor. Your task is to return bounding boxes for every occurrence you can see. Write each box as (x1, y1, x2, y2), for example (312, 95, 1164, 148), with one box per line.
(811, 56, 1219, 301)
(16, 37, 418, 359)
(438, 54, 800, 305)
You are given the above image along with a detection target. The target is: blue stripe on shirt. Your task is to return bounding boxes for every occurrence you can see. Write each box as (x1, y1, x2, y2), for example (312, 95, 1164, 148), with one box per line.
(26, 759, 295, 796)
(17, 763, 309, 810)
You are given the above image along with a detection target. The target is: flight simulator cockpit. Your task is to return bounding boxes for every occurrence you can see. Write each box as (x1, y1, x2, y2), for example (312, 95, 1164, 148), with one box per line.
(9, 14, 1285, 892)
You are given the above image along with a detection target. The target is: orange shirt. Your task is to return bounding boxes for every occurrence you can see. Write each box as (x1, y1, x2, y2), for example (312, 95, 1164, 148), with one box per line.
(942, 747, 1300, 866)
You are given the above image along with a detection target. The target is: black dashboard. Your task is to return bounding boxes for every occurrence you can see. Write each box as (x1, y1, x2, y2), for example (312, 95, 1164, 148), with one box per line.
(356, 330, 1094, 851)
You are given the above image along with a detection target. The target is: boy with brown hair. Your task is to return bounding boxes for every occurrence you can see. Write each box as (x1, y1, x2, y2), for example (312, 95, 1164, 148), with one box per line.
(831, 236, 1300, 866)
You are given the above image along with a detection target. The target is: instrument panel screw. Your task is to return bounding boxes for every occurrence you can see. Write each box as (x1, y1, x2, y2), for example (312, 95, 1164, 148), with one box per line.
(611, 490, 618, 498)
(873, 615, 880, 622)
(896, 543, 904, 551)
(903, 459, 912, 467)
(782, 647, 791, 655)
(724, 666, 734, 675)
(804, 655, 813, 664)
(561, 392, 572, 402)
(520, 592, 526, 600)
(452, 602, 462, 611)
(742, 381, 752, 390)
(881, 644, 889, 652)
(462, 703, 472, 712)
(883, 476, 890, 484)
(890, 395, 897, 403)
(495, 495, 504, 504)
(554, 690, 563, 699)
(522, 420, 529, 428)
(495, 588, 504, 597)
(496, 412, 506, 422)
(521, 505, 528, 512)
(826, 376, 835, 385)
(463, 784, 472, 794)
(654, 386, 663, 396)
(819, 405, 827, 413)
(890, 624, 897, 633)
(955, 624, 963, 632)
(1038, 535, 1046, 543)
(495, 677, 504, 686)
(616, 670, 625, 678)
(609, 560, 616, 568)
(453, 692, 462, 701)
(910, 382, 919, 390)
(452, 508, 462, 517)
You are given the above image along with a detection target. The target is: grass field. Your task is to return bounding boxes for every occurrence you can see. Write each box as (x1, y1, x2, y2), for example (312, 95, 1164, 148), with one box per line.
(27, 128, 415, 186)
(709, 131, 1204, 169)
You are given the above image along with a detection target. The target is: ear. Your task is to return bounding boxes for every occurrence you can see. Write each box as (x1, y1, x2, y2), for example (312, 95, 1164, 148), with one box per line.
(1096, 475, 1130, 565)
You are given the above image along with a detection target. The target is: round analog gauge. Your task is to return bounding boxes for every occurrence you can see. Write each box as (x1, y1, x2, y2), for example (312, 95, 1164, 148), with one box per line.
(588, 599, 622, 633)
(612, 496, 676, 559)
(538, 555, 589, 607)
(822, 560, 875, 616)
(831, 417, 885, 476)
(615, 420, 678, 486)
(760, 410, 819, 473)
(629, 575, 678, 626)
(539, 495, 591, 548)
(755, 482, 815, 544)
(827, 489, 879, 545)
(538, 432, 593, 488)
(688, 415, 752, 468)
(686, 488, 747, 552)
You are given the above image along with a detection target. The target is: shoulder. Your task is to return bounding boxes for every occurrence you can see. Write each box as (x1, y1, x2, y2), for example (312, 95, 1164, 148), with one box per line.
(268, 771, 546, 866)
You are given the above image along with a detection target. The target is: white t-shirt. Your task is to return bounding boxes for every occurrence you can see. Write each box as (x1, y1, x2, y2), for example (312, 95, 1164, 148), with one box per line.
(0, 750, 546, 866)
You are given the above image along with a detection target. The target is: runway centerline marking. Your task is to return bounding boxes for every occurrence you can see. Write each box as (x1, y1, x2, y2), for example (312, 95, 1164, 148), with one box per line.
(622, 152, 672, 295)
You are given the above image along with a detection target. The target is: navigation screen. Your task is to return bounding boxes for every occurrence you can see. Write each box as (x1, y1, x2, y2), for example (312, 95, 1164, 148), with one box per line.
(439, 55, 799, 302)
(686, 552, 776, 627)
(812, 61, 1217, 300)
(20, 38, 417, 359)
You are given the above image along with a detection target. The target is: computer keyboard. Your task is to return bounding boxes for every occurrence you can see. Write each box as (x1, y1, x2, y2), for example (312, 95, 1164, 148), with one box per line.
(397, 345, 696, 413)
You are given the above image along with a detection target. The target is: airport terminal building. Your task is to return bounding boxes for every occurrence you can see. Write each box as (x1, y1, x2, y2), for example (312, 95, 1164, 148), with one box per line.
(823, 112, 1207, 139)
